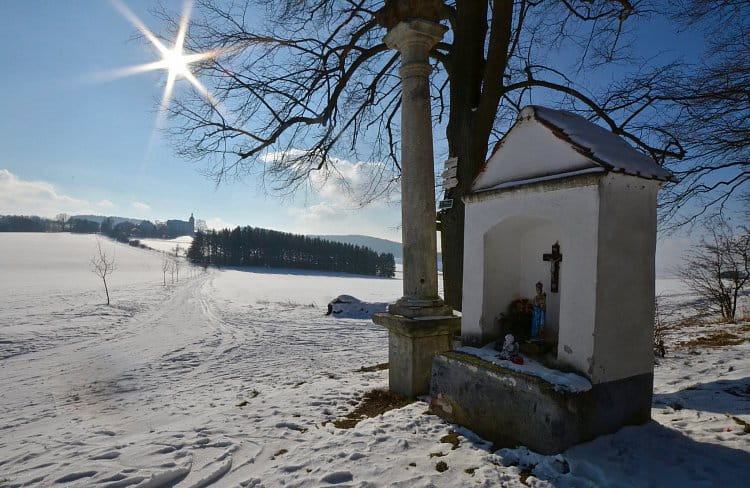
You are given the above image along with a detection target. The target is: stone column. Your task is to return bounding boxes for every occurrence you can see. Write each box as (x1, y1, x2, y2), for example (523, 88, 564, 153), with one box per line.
(372, 19, 459, 398)
(385, 20, 452, 319)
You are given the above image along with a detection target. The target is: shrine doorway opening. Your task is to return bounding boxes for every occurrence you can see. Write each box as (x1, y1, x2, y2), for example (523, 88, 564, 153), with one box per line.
(482, 215, 561, 346)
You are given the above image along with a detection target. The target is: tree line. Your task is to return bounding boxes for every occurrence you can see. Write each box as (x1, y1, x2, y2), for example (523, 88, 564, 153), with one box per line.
(0, 214, 184, 241)
(187, 227, 396, 278)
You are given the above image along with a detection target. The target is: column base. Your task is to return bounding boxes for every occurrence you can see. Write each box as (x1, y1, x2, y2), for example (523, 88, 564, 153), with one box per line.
(372, 312, 460, 398)
(387, 296, 454, 318)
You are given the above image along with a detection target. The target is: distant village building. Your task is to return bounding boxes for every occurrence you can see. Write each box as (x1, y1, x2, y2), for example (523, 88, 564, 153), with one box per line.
(166, 213, 195, 237)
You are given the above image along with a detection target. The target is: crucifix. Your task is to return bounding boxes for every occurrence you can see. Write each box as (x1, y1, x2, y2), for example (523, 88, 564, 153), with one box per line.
(542, 241, 563, 293)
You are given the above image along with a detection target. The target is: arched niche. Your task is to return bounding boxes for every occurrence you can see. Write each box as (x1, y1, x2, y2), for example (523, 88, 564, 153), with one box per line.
(482, 215, 561, 348)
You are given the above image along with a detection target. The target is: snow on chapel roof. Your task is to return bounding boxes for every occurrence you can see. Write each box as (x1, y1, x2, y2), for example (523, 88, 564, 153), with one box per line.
(472, 105, 672, 192)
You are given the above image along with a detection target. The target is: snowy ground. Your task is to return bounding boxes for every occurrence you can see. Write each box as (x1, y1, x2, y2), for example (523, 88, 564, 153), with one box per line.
(1, 233, 749, 487)
(138, 236, 194, 257)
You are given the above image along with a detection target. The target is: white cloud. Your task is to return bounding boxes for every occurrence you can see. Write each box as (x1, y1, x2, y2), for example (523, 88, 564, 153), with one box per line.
(205, 217, 235, 230)
(262, 151, 399, 210)
(311, 158, 399, 210)
(262, 152, 401, 238)
(131, 201, 151, 214)
(286, 201, 401, 241)
(97, 199, 115, 209)
(0, 169, 92, 217)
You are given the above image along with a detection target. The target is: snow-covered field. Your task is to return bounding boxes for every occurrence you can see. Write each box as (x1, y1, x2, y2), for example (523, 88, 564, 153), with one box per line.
(1, 233, 749, 487)
(138, 236, 194, 257)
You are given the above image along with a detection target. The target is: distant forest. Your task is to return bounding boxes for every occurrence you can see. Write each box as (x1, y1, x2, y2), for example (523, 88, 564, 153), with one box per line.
(0, 214, 396, 278)
(0, 214, 184, 241)
(187, 227, 396, 278)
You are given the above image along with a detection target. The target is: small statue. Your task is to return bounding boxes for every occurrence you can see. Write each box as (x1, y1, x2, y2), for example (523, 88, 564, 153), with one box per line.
(531, 281, 546, 338)
(498, 334, 519, 360)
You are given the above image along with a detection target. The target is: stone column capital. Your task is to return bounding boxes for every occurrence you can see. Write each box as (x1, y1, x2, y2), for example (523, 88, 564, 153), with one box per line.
(384, 20, 447, 79)
(384, 19, 447, 54)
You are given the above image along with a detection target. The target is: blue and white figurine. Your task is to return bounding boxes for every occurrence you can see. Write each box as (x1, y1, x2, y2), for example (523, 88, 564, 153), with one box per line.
(531, 281, 546, 338)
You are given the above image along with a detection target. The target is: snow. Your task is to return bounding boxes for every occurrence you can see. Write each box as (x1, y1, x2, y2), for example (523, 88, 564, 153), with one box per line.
(1, 233, 749, 487)
(138, 236, 194, 256)
(455, 344, 592, 393)
(327, 295, 388, 319)
(530, 106, 673, 181)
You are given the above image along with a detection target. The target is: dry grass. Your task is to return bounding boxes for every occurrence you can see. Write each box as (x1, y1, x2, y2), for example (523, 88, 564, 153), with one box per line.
(440, 431, 461, 450)
(355, 362, 389, 373)
(435, 461, 448, 472)
(677, 330, 749, 349)
(730, 415, 750, 434)
(271, 449, 288, 459)
(520, 469, 533, 485)
(333, 389, 413, 429)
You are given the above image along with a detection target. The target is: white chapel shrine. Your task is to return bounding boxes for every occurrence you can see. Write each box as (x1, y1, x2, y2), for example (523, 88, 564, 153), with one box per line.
(429, 105, 672, 453)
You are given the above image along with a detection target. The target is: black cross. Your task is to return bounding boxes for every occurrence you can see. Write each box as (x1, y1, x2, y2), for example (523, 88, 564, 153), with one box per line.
(542, 242, 562, 293)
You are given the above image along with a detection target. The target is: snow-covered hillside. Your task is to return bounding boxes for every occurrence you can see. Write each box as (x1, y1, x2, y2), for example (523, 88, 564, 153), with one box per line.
(1, 233, 748, 487)
(139, 236, 194, 256)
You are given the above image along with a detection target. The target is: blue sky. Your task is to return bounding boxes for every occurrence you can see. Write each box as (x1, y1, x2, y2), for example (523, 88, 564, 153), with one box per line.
(0, 1, 712, 270)
(0, 0, 401, 238)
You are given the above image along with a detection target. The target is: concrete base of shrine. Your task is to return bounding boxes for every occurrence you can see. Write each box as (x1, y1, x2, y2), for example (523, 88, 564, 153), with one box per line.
(429, 351, 653, 454)
(372, 312, 460, 398)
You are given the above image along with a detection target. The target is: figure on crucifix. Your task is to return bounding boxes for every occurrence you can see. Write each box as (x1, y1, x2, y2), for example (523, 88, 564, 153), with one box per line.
(542, 242, 563, 293)
(531, 281, 546, 338)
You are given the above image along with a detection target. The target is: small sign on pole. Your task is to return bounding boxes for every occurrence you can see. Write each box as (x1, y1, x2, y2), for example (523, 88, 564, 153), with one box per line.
(442, 157, 459, 190)
(439, 199, 454, 210)
(441, 166, 457, 179)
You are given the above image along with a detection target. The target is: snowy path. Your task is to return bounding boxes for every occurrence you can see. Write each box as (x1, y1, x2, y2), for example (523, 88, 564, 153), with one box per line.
(1, 269, 391, 487)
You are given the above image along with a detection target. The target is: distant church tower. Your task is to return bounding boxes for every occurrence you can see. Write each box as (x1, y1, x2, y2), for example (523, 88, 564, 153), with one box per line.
(189, 213, 195, 235)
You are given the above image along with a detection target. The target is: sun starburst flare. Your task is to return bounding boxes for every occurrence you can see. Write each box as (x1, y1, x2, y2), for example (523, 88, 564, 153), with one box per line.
(107, 0, 222, 114)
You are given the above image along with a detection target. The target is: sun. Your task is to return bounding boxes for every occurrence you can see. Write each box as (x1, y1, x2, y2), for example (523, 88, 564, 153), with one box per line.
(108, 0, 221, 112)
(163, 49, 190, 78)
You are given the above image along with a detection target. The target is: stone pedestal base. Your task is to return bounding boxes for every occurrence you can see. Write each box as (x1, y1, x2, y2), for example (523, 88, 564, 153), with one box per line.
(430, 352, 653, 454)
(372, 312, 460, 398)
(387, 296, 454, 318)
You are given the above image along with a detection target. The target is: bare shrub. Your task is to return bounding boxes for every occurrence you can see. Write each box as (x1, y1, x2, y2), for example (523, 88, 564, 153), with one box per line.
(90, 239, 117, 305)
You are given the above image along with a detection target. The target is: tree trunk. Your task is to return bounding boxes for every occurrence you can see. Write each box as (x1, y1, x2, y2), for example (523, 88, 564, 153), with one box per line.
(440, 0, 513, 311)
(103, 277, 110, 306)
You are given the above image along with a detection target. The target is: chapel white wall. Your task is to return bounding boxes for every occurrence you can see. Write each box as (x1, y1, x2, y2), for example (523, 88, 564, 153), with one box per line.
(590, 174, 660, 384)
(462, 180, 600, 378)
(473, 120, 595, 191)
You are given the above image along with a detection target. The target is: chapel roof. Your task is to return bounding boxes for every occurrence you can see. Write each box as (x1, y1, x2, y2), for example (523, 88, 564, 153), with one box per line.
(472, 105, 672, 192)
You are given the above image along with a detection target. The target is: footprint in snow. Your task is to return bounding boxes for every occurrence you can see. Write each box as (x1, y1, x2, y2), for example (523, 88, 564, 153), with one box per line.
(54, 470, 97, 483)
(88, 450, 121, 460)
(320, 471, 354, 484)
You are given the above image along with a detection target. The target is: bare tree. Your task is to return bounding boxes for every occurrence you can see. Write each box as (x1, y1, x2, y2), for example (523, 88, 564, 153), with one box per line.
(678, 217, 750, 322)
(55, 213, 69, 232)
(653, 293, 666, 357)
(161, 254, 172, 285)
(172, 245, 182, 283)
(90, 239, 117, 306)
(596, 1, 750, 228)
(156, 0, 682, 309)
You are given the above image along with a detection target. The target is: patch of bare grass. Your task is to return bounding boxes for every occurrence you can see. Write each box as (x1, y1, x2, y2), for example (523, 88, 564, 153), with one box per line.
(678, 330, 748, 349)
(333, 389, 413, 429)
(520, 469, 532, 485)
(272, 449, 288, 459)
(355, 362, 388, 373)
(440, 431, 461, 450)
(730, 415, 750, 433)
